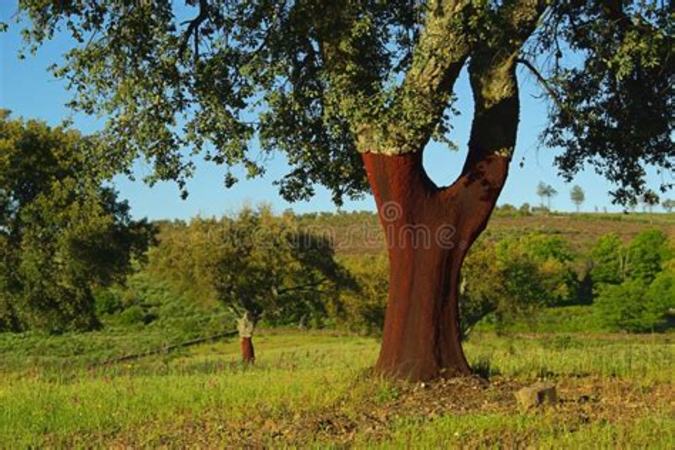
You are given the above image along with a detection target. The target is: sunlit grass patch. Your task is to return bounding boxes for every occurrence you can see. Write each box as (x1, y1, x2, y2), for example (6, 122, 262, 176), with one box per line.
(0, 330, 672, 447)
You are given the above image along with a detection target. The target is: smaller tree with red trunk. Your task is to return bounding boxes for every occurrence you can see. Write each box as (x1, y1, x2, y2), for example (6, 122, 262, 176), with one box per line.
(212, 207, 355, 362)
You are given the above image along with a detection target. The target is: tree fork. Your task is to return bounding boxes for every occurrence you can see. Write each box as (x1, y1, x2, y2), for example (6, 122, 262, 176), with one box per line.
(362, 53, 520, 380)
(358, 4, 542, 380)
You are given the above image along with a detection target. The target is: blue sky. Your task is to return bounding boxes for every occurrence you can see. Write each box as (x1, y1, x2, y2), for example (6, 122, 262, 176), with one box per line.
(1, 3, 666, 220)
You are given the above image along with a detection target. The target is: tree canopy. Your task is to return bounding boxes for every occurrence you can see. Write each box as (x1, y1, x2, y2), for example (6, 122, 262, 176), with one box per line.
(145, 207, 357, 327)
(0, 112, 152, 332)
(570, 185, 585, 211)
(537, 181, 557, 208)
(10, 0, 673, 205)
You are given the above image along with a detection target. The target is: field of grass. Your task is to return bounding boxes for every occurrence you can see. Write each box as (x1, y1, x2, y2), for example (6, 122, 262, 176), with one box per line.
(1, 329, 672, 448)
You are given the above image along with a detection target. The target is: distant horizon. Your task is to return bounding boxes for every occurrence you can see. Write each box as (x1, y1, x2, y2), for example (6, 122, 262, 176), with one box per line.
(141, 203, 674, 223)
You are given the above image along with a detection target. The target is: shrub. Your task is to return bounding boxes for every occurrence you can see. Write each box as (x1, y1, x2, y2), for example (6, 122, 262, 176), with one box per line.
(0, 296, 21, 332)
(590, 233, 625, 287)
(594, 269, 674, 333)
(460, 233, 578, 336)
(94, 288, 124, 316)
(644, 264, 675, 330)
(118, 305, 146, 326)
(338, 254, 388, 335)
(626, 229, 671, 283)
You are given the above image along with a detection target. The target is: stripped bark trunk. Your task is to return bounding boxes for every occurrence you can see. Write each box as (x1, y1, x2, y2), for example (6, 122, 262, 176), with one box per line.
(240, 336, 255, 363)
(237, 311, 256, 364)
(363, 150, 509, 381)
(339, 0, 540, 382)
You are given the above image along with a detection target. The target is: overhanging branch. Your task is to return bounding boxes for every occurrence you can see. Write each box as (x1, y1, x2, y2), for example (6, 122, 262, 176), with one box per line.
(275, 278, 328, 296)
(516, 58, 565, 112)
(179, 0, 209, 61)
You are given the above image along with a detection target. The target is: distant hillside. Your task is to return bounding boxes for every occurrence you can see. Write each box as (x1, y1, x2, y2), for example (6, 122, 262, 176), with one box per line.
(295, 211, 675, 256)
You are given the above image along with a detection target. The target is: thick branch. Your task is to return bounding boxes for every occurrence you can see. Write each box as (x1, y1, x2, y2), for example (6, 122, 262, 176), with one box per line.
(461, 0, 548, 172)
(360, 0, 475, 155)
(464, 63, 519, 172)
(500, 0, 549, 45)
(436, 1, 548, 246)
(179, 0, 209, 61)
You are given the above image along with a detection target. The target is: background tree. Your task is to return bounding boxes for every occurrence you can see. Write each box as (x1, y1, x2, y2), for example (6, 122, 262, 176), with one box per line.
(537, 182, 558, 211)
(460, 233, 577, 336)
(626, 229, 671, 284)
(0, 113, 152, 332)
(13, 1, 674, 380)
(590, 230, 673, 332)
(338, 254, 389, 336)
(662, 199, 674, 213)
(590, 233, 627, 288)
(146, 207, 356, 362)
(595, 265, 674, 333)
(641, 191, 660, 213)
(570, 185, 585, 212)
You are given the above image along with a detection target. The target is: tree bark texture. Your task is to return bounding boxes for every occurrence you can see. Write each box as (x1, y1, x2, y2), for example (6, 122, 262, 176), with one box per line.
(237, 312, 256, 364)
(363, 149, 510, 380)
(240, 336, 255, 364)
(363, 57, 520, 381)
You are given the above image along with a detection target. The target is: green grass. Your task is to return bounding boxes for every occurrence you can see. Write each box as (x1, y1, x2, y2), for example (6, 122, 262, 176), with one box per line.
(362, 412, 674, 449)
(0, 329, 673, 448)
(465, 332, 673, 382)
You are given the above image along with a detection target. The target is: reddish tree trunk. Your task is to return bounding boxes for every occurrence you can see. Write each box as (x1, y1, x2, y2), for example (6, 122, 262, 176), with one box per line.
(363, 150, 508, 381)
(240, 337, 255, 364)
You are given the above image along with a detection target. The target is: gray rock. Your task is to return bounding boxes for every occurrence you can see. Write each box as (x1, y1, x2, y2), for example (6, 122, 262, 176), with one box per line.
(515, 383, 557, 409)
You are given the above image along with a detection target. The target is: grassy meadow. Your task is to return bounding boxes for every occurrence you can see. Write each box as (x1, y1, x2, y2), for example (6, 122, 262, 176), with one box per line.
(1, 329, 673, 448)
(1, 213, 673, 448)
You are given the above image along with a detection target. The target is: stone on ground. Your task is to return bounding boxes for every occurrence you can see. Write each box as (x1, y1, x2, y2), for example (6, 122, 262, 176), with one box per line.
(515, 383, 557, 409)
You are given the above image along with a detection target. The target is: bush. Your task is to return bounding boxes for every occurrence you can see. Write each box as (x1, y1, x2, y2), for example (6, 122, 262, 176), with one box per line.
(0, 296, 21, 332)
(594, 269, 674, 333)
(338, 254, 388, 335)
(591, 229, 672, 288)
(644, 264, 675, 330)
(118, 305, 157, 326)
(627, 229, 671, 283)
(594, 280, 647, 332)
(590, 233, 625, 286)
(460, 233, 579, 336)
(94, 288, 124, 316)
